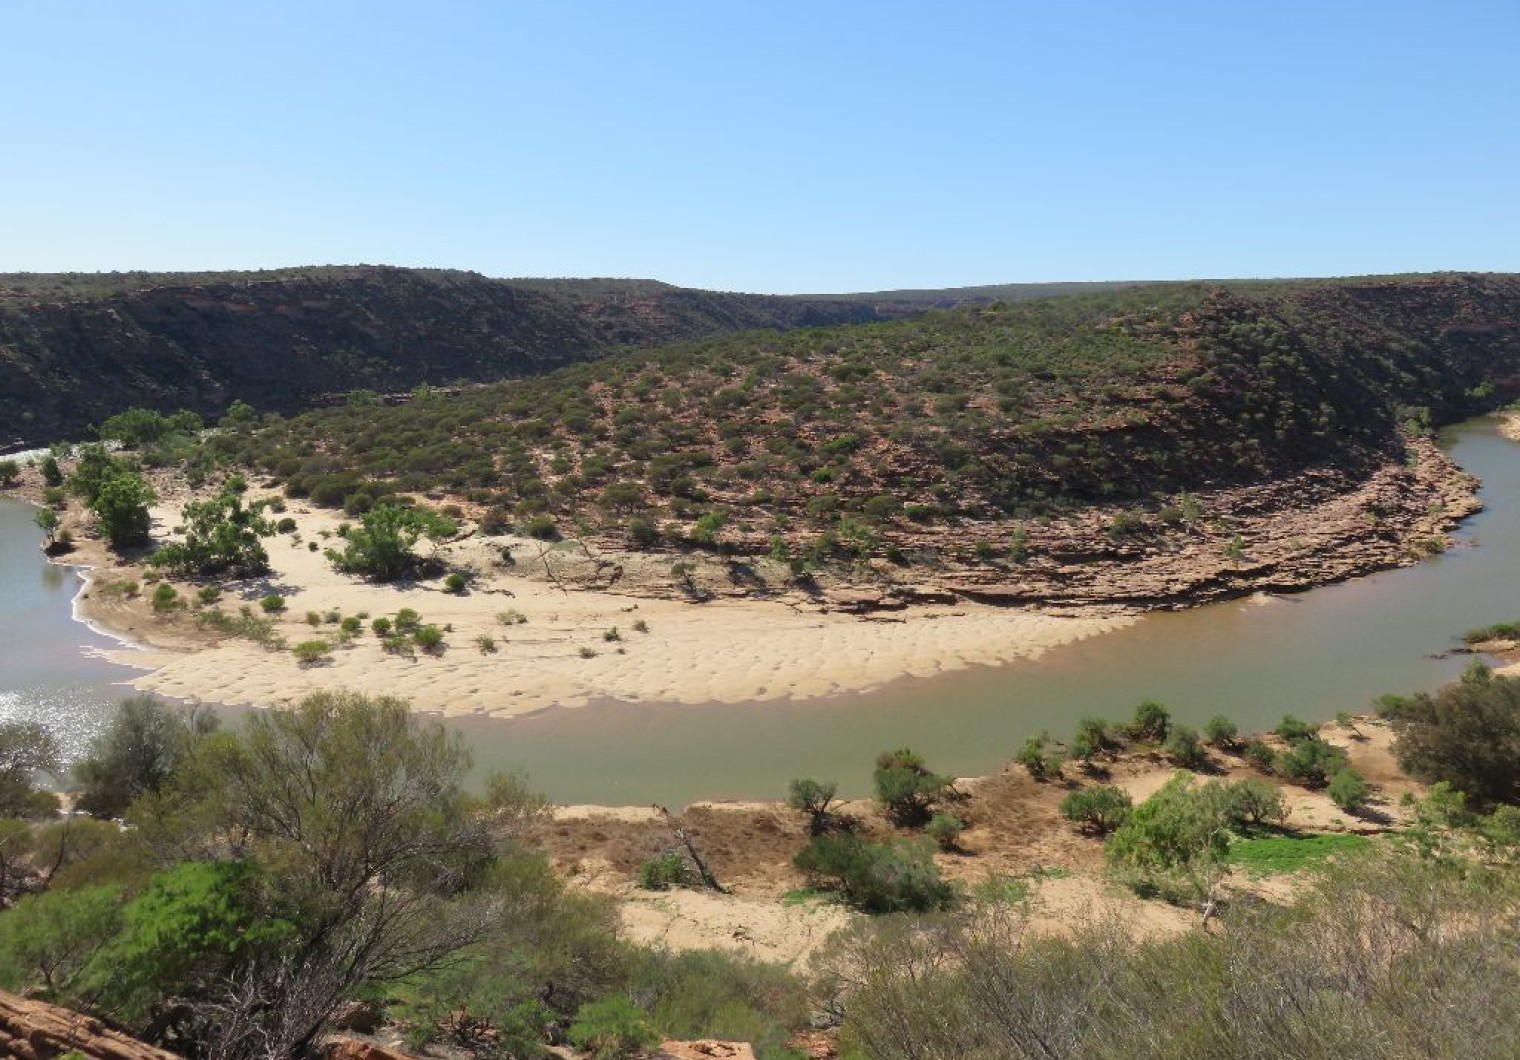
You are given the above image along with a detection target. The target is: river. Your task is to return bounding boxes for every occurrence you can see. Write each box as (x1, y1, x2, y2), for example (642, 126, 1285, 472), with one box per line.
(2, 419, 1515, 806)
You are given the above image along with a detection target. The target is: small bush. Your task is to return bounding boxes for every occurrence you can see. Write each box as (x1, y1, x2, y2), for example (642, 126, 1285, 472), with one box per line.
(568, 996, 660, 1060)
(371, 616, 393, 636)
(1127, 700, 1171, 743)
(925, 813, 965, 851)
(794, 834, 954, 914)
(578, 646, 598, 659)
(1244, 738, 1276, 773)
(874, 748, 950, 826)
(1203, 715, 1239, 747)
(196, 585, 222, 606)
(787, 778, 839, 835)
(292, 639, 332, 666)
(414, 625, 445, 653)
(603, 627, 621, 642)
(443, 572, 467, 594)
(1275, 714, 1319, 744)
(631, 618, 649, 634)
(340, 616, 362, 634)
(259, 593, 286, 613)
(306, 610, 322, 627)
(1164, 724, 1208, 769)
(1015, 734, 1061, 781)
(395, 608, 422, 633)
(1219, 777, 1287, 826)
(1276, 738, 1349, 789)
(1060, 785, 1134, 835)
(525, 514, 559, 540)
(150, 582, 180, 613)
(639, 852, 690, 891)
(1328, 768, 1370, 814)
(276, 517, 297, 534)
(498, 608, 527, 626)
(475, 634, 498, 654)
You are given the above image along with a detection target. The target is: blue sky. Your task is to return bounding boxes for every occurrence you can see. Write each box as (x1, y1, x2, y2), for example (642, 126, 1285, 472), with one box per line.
(3, 1, 1516, 292)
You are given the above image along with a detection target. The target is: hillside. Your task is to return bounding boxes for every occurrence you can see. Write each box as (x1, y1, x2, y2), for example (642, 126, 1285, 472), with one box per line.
(0, 266, 924, 447)
(194, 274, 1520, 600)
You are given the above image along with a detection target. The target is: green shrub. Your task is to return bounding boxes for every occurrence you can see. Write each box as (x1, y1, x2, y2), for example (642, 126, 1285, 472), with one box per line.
(1218, 777, 1287, 826)
(787, 778, 839, 835)
(639, 852, 690, 891)
(1164, 724, 1208, 769)
(793, 834, 954, 913)
(1244, 738, 1276, 772)
(196, 585, 222, 606)
(340, 616, 361, 634)
(413, 625, 445, 653)
(259, 593, 285, 613)
(443, 572, 467, 594)
(1327, 768, 1370, 814)
(568, 996, 660, 1060)
(474, 634, 498, 654)
(150, 582, 180, 614)
(394, 608, 422, 633)
(873, 748, 950, 826)
(1203, 715, 1239, 747)
(1276, 738, 1349, 789)
(1127, 700, 1171, 742)
(525, 514, 559, 540)
(1060, 785, 1134, 835)
(1275, 714, 1319, 743)
(370, 616, 392, 636)
(925, 813, 965, 851)
(276, 517, 297, 534)
(1381, 663, 1520, 809)
(1015, 734, 1061, 781)
(292, 640, 333, 666)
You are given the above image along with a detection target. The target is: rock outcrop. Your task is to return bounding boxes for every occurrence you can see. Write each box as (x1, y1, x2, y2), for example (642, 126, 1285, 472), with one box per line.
(0, 989, 179, 1060)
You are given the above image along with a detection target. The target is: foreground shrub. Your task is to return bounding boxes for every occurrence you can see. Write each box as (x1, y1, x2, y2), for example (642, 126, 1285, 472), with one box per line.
(639, 852, 690, 891)
(1381, 662, 1520, 809)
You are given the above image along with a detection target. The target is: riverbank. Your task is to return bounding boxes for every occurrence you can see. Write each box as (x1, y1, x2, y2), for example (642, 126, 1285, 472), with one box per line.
(7, 430, 1485, 721)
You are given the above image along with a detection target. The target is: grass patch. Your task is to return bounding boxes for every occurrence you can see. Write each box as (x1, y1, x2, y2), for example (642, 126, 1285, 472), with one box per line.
(1462, 620, 1520, 644)
(1226, 832, 1371, 876)
(780, 887, 836, 907)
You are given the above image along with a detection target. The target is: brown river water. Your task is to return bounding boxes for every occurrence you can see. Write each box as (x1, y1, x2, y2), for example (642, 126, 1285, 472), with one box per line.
(2, 418, 1515, 805)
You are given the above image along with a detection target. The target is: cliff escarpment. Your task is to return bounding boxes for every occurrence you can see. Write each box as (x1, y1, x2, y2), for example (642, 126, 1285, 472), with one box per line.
(0, 267, 919, 447)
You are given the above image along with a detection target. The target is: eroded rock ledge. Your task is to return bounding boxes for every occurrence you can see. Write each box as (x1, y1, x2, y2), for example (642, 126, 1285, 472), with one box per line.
(544, 436, 1477, 616)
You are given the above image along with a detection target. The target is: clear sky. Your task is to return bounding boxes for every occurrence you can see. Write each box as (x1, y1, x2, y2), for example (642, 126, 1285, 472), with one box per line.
(4, 1, 1516, 293)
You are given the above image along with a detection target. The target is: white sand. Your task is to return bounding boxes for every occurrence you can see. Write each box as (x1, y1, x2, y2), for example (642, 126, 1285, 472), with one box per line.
(91, 496, 1132, 717)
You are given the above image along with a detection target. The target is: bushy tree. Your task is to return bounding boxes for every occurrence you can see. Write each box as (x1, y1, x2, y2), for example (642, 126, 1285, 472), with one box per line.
(326, 502, 456, 581)
(1382, 662, 1520, 809)
(73, 696, 218, 819)
(152, 488, 275, 577)
(786, 777, 839, 835)
(1127, 699, 1171, 742)
(1060, 785, 1133, 835)
(90, 469, 156, 548)
(794, 835, 954, 914)
(873, 748, 950, 826)
(0, 721, 61, 818)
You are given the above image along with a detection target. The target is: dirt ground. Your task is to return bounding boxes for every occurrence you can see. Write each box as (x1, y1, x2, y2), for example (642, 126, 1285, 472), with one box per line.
(532, 714, 1422, 966)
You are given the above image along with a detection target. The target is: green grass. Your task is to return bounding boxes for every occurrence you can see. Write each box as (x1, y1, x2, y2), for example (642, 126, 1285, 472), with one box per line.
(780, 886, 836, 907)
(1462, 620, 1520, 644)
(1226, 832, 1371, 876)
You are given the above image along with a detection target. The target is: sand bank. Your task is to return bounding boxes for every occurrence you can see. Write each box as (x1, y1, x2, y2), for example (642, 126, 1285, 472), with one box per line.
(83, 495, 1131, 717)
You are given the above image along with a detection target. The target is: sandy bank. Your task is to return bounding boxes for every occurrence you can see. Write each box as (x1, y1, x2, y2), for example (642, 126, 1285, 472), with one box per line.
(80, 494, 1131, 717)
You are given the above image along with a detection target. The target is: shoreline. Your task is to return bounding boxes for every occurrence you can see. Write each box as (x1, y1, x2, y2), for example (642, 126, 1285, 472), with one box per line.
(7, 423, 1496, 723)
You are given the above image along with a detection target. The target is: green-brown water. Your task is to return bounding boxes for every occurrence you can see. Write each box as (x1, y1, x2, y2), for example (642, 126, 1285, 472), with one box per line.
(3, 419, 1515, 805)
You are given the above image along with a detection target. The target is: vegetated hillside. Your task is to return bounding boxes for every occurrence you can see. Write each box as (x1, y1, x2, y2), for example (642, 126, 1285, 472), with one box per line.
(209, 274, 1520, 569)
(0, 266, 922, 447)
